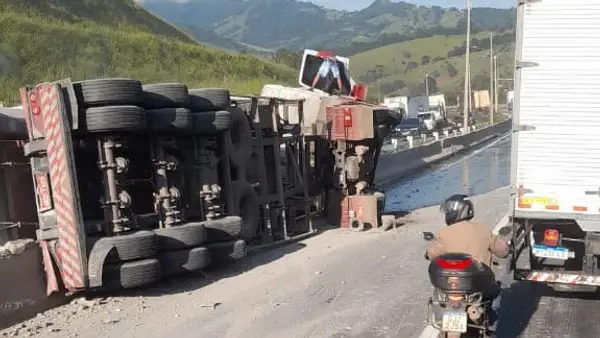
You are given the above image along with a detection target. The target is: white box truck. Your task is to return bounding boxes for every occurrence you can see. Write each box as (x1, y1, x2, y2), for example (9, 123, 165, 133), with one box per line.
(383, 96, 408, 115)
(510, 0, 600, 291)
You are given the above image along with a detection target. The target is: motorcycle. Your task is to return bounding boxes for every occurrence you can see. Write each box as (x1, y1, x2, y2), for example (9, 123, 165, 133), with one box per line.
(422, 232, 496, 338)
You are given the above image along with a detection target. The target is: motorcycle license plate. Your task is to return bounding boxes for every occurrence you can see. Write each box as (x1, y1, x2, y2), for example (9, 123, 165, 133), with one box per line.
(532, 244, 571, 260)
(442, 310, 468, 333)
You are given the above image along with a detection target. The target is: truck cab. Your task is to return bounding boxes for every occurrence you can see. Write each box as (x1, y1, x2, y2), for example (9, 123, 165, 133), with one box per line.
(417, 112, 436, 131)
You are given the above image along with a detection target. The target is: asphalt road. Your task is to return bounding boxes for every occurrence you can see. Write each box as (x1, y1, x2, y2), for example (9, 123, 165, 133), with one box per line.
(2, 136, 599, 338)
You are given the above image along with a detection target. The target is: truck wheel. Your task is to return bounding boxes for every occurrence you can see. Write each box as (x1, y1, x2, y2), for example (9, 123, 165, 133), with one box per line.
(206, 239, 247, 266)
(143, 83, 189, 109)
(154, 222, 206, 251)
(87, 230, 158, 263)
(193, 110, 232, 135)
(158, 247, 210, 277)
(74, 78, 143, 107)
(83, 106, 147, 133)
(204, 216, 243, 243)
(225, 107, 252, 167)
(147, 107, 193, 132)
(231, 181, 260, 242)
(101, 258, 161, 290)
(189, 88, 231, 112)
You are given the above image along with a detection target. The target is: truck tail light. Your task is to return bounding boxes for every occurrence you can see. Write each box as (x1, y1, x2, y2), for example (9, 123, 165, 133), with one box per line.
(543, 229, 559, 247)
(344, 108, 352, 127)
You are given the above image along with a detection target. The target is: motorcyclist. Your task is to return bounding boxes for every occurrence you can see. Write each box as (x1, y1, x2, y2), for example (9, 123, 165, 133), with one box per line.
(426, 194, 510, 328)
(426, 194, 509, 267)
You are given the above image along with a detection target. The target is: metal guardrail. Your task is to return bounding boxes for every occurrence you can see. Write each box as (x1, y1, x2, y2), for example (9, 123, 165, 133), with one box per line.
(381, 122, 493, 154)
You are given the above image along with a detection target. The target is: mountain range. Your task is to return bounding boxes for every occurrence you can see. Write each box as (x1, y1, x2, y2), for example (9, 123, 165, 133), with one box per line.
(142, 0, 516, 53)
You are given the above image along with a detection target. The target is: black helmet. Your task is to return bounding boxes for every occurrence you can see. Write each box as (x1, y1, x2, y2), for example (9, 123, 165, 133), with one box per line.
(440, 194, 474, 225)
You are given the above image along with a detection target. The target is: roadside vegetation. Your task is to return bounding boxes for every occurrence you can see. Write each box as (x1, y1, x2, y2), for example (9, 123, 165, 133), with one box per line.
(0, 4, 295, 105)
(350, 33, 515, 103)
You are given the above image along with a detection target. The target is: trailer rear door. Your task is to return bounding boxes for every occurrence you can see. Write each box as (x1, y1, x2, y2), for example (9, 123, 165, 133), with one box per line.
(513, 0, 600, 227)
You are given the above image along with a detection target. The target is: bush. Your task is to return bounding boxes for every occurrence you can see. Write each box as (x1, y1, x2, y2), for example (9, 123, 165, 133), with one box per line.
(421, 55, 431, 65)
(446, 63, 459, 77)
(406, 61, 419, 71)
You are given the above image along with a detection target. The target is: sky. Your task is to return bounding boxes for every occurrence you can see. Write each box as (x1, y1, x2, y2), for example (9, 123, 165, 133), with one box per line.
(304, 0, 513, 11)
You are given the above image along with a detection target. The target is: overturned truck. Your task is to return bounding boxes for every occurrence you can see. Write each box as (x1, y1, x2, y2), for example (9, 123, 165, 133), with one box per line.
(12, 51, 400, 294)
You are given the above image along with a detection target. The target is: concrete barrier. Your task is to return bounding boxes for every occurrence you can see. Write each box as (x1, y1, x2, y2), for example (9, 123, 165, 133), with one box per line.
(375, 119, 511, 185)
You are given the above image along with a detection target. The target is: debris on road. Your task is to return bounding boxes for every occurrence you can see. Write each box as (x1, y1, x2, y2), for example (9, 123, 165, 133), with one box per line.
(199, 303, 221, 310)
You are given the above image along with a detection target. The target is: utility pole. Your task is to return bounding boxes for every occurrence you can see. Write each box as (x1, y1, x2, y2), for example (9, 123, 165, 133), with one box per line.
(462, 0, 472, 133)
(375, 65, 384, 104)
(494, 55, 499, 116)
(489, 32, 494, 125)
(425, 74, 430, 97)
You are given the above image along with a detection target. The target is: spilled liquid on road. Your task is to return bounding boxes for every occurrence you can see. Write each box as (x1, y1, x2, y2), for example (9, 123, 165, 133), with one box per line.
(384, 136, 511, 212)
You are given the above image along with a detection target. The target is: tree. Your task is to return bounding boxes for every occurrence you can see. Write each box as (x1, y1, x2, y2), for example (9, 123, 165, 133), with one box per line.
(446, 63, 458, 77)
(421, 55, 431, 65)
(406, 61, 418, 71)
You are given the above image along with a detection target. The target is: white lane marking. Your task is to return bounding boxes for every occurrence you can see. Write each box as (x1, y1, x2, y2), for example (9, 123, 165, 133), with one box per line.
(417, 325, 440, 338)
(416, 214, 509, 338)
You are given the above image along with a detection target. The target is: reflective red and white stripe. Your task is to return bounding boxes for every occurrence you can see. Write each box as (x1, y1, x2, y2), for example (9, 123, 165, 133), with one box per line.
(526, 271, 600, 286)
(39, 84, 85, 290)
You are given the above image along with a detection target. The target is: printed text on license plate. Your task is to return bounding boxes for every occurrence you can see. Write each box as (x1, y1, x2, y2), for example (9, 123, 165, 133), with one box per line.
(521, 196, 558, 206)
(442, 311, 467, 333)
(532, 245, 571, 260)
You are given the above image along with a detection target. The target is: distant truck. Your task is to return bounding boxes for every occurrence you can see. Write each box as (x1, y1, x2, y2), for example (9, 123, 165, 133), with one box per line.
(383, 96, 408, 116)
(510, 0, 600, 292)
(407, 96, 430, 118)
(428, 94, 446, 113)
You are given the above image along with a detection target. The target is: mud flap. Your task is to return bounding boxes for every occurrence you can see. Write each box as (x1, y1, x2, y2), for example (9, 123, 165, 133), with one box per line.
(87, 243, 116, 288)
(40, 240, 59, 296)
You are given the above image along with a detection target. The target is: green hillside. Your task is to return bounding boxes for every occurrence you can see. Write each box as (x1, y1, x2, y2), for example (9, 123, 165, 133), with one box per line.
(350, 33, 515, 103)
(143, 0, 515, 53)
(0, 0, 295, 105)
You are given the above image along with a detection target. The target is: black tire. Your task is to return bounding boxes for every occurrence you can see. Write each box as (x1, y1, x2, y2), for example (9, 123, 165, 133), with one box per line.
(74, 78, 143, 107)
(189, 88, 231, 112)
(154, 222, 206, 251)
(225, 107, 252, 167)
(231, 181, 260, 242)
(204, 216, 243, 243)
(143, 83, 189, 109)
(102, 258, 161, 290)
(147, 107, 193, 132)
(83, 106, 147, 133)
(87, 230, 157, 263)
(193, 110, 232, 135)
(158, 247, 210, 277)
(206, 239, 247, 266)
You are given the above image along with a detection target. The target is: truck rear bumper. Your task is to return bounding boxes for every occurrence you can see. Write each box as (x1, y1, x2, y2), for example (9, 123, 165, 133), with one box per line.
(521, 270, 600, 286)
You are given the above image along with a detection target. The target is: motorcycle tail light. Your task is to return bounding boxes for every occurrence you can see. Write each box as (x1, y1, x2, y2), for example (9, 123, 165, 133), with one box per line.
(436, 257, 474, 270)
